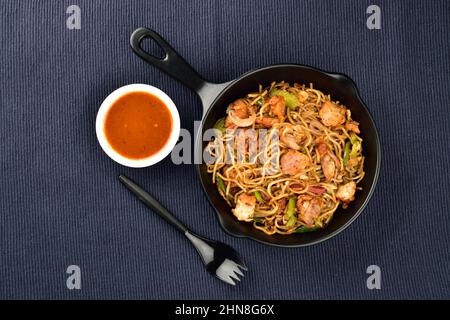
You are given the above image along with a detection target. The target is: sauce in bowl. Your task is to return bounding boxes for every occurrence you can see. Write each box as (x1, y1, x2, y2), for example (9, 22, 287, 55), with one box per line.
(104, 92, 173, 159)
(96, 84, 180, 168)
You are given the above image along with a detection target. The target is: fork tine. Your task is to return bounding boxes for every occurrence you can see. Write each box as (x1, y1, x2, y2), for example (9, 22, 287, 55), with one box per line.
(216, 267, 236, 285)
(238, 263, 248, 271)
(216, 259, 239, 285)
(232, 256, 248, 271)
(217, 273, 236, 286)
(230, 262, 244, 277)
(230, 261, 244, 276)
(226, 260, 245, 282)
(228, 270, 242, 282)
(230, 258, 247, 272)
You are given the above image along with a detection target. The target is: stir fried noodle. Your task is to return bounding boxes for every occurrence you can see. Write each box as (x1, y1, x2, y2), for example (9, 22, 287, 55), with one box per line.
(205, 81, 364, 235)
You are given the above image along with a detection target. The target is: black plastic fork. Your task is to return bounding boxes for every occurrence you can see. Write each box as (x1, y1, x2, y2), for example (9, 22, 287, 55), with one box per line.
(118, 175, 247, 285)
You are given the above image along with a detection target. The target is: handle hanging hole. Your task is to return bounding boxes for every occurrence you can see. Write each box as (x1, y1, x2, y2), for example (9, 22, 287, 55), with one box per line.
(140, 37, 167, 60)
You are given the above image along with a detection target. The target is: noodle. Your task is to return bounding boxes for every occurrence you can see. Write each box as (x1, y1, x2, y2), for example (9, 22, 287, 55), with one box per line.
(206, 81, 365, 235)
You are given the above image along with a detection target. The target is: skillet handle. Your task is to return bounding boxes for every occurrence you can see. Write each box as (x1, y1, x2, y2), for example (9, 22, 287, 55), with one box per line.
(130, 27, 229, 114)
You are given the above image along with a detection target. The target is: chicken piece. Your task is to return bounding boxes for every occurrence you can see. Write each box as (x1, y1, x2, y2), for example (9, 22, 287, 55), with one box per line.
(298, 90, 308, 103)
(345, 121, 360, 134)
(232, 193, 256, 221)
(316, 141, 328, 157)
(316, 139, 338, 181)
(269, 95, 286, 120)
(280, 126, 305, 150)
(226, 99, 256, 127)
(321, 154, 336, 182)
(256, 117, 279, 128)
(228, 99, 249, 119)
(336, 181, 357, 202)
(319, 101, 346, 127)
(297, 196, 321, 227)
(280, 150, 310, 176)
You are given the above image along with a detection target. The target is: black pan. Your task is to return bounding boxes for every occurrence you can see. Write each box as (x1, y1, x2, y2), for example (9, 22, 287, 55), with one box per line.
(130, 27, 381, 247)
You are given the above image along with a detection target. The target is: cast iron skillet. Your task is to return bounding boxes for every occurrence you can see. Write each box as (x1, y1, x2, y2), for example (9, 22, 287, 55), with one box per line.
(130, 27, 381, 247)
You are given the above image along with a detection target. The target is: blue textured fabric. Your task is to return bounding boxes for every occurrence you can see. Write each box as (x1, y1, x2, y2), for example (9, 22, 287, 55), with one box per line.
(0, 0, 449, 299)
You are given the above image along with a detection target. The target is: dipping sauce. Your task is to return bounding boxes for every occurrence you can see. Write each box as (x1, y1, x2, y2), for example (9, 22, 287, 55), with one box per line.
(104, 91, 173, 159)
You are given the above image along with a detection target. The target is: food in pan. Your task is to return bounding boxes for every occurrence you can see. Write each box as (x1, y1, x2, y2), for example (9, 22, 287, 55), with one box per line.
(205, 81, 364, 235)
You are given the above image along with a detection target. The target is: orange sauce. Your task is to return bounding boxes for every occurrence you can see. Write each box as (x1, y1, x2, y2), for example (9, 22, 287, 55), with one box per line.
(104, 91, 173, 159)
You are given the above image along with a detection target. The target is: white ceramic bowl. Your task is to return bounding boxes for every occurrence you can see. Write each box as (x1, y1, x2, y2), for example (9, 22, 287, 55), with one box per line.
(95, 84, 180, 168)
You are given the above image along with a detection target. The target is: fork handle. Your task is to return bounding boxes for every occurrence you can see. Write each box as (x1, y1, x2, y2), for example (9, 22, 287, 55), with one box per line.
(118, 175, 188, 234)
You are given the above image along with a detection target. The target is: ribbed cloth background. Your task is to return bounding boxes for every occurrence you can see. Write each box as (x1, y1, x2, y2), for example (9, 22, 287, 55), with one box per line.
(0, 0, 449, 299)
